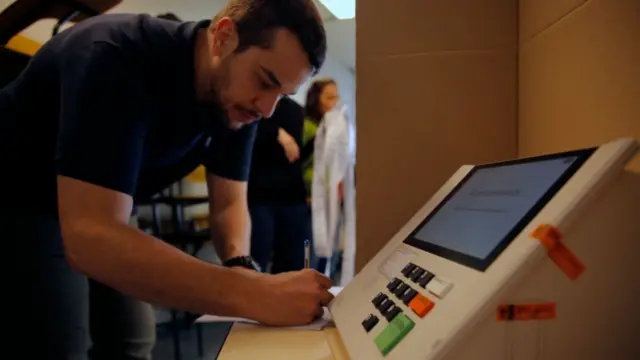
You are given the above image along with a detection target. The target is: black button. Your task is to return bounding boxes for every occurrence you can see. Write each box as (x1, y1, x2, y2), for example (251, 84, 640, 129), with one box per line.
(386, 277, 402, 292)
(393, 283, 408, 297)
(402, 288, 418, 305)
(379, 298, 394, 313)
(362, 314, 379, 332)
(409, 267, 425, 282)
(372, 292, 388, 308)
(401, 263, 416, 277)
(383, 304, 403, 322)
(417, 271, 435, 288)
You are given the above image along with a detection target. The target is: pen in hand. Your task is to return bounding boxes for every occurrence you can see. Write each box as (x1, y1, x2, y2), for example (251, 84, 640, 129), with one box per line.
(304, 239, 310, 269)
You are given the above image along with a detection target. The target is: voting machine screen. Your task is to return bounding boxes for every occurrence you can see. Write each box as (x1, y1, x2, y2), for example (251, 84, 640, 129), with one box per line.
(329, 138, 640, 360)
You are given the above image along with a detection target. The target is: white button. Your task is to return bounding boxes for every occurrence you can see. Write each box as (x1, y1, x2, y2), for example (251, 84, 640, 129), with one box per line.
(426, 278, 453, 299)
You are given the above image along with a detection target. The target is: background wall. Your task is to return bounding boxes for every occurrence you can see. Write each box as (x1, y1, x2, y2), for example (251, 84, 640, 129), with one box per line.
(518, 0, 639, 171)
(355, 0, 519, 271)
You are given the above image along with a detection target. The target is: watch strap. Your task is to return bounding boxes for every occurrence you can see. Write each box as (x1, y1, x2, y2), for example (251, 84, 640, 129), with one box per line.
(223, 256, 261, 272)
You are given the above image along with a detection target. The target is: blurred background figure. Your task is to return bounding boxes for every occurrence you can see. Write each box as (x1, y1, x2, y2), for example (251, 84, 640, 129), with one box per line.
(311, 101, 356, 285)
(248, 96, 312, 273)
(301, 78, 340, 202)
(300, 78, 352, 281)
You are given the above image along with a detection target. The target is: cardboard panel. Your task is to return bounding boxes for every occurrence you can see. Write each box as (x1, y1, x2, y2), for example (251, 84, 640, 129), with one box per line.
(519, 0, 640, 171)
(519, 0, 587, 44)
(357, 0, 517, 58)
(356, 50, 517, 270)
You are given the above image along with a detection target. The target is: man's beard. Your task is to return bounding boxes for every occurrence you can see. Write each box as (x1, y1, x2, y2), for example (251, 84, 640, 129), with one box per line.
(195, 57, 235, 132)
(208, 56, 239, 129)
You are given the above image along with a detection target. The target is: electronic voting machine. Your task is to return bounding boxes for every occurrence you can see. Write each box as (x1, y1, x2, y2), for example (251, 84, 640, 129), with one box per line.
(329, 138, 640, 360)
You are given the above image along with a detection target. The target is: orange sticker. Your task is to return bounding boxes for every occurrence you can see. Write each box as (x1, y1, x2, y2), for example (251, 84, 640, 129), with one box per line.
(497, 303, 556, 321)
(531, 224, 585, 281)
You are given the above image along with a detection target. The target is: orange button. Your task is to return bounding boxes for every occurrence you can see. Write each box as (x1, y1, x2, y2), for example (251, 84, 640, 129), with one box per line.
(408, 294, 434, 318)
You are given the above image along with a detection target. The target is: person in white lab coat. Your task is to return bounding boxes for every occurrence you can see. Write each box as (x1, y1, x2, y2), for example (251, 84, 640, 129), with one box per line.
(311, 104, 356, 285)
(300, 78, 356, 285)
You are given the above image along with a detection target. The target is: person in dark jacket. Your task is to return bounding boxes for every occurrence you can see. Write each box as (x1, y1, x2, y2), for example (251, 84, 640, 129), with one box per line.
(248, 96, 314, 273)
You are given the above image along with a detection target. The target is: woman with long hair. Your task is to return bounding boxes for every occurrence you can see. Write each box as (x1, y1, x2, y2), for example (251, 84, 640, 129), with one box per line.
(301, 78, 340, 198)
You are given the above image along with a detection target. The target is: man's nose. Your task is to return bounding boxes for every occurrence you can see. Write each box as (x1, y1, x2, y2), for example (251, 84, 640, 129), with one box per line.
(255, 91, 282, 119)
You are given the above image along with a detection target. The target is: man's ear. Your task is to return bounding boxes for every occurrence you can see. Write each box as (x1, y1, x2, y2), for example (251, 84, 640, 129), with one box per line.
(210, 17, 239, 56)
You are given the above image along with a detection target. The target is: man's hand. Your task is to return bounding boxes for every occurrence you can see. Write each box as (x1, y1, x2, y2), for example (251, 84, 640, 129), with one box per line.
(247, 269, 334, 326)
(278, 128, 300, 163)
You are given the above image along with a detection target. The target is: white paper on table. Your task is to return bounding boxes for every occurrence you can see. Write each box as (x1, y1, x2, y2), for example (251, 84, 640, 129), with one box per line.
(195, 287, 343, 331)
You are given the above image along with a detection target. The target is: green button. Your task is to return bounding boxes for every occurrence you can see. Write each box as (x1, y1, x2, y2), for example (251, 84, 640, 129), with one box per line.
(374, 313, 415, 355)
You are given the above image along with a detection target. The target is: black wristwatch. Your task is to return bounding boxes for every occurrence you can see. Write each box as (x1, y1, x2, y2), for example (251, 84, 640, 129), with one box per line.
(223, 256, 261, 272)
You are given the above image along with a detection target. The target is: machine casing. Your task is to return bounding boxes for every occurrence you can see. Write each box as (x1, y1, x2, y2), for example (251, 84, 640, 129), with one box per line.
(329, 138, 640, 360)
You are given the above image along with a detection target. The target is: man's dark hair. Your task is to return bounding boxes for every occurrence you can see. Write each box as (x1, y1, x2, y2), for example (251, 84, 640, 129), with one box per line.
(212, 0, 327, 74)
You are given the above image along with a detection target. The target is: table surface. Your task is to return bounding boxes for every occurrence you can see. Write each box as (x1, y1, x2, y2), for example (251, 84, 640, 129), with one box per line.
(204, 322, 350, 360)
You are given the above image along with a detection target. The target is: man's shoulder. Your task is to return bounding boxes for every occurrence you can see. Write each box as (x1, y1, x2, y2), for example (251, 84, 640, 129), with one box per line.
(45, 13, 200, 60)
(278, 96, 303, 112)
(36, 13, 206, 100)
(270, 97, 303, 123)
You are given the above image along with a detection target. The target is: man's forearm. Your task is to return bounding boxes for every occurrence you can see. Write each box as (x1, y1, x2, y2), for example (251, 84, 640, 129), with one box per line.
(65, 221, 257, 317)
(210, 201, 251, 262)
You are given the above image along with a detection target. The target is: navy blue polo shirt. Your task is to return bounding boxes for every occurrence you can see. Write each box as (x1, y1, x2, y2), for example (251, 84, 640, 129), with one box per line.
(0, 14, 257, 215)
